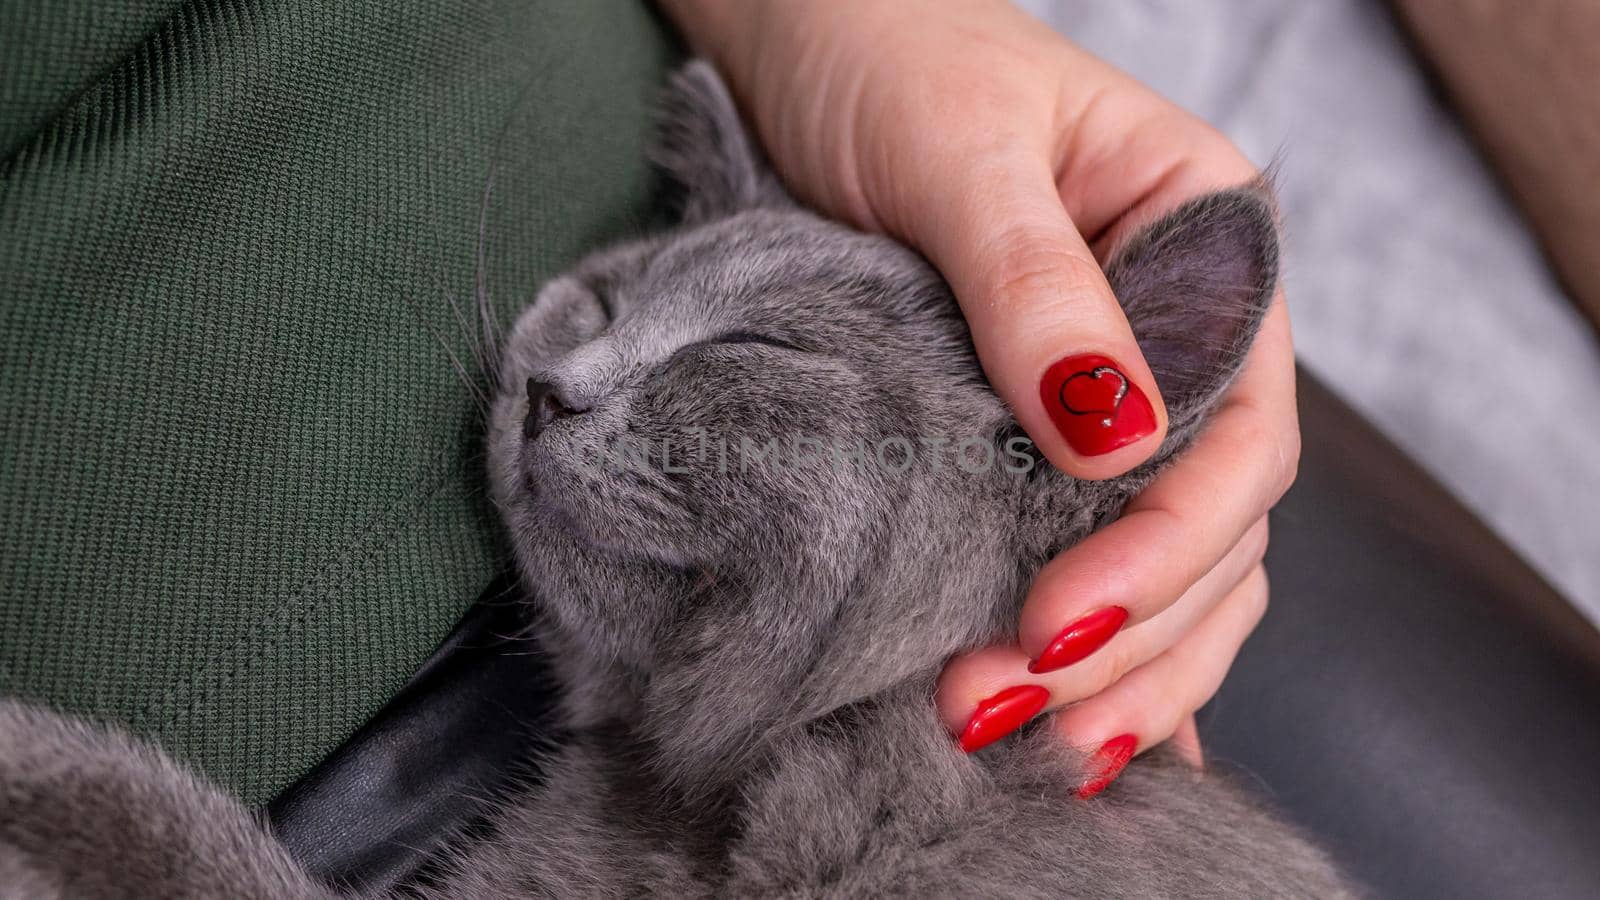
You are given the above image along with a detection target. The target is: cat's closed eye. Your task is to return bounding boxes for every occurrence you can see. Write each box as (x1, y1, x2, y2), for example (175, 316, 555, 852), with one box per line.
(669, 331, 809, 363)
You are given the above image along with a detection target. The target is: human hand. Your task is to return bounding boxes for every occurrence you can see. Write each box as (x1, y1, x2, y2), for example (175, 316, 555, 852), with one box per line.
(661, 0, 1299, 796)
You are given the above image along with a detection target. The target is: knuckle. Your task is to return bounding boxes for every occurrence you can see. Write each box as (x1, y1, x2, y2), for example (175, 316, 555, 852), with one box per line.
(1273, 427, 1303, 500)
(1190, 671, 1230, 714)
(985, 241, 1106, 318)
(1235, 411, 1299, 507)
(1118, 677, 1168, 727)
(1189, 135, 1261, 184)
(1242, 566, 1271, 622)
(1243, 517, 1271, 564)
(1046, 638, 1134, 703)
(1097, 638, 1145, 692)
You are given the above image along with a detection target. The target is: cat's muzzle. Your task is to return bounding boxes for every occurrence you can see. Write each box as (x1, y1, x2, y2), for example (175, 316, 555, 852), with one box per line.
(524, 376, 586, 441)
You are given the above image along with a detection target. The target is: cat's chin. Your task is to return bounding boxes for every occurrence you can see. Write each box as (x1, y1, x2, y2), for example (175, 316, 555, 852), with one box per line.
(523, 492, 701, 576)
(526, 494, 614, 556)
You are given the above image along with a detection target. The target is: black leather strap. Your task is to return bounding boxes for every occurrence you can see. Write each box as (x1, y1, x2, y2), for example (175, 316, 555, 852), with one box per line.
(270, 370, 1600, 897)
(267, 574, 562, 893)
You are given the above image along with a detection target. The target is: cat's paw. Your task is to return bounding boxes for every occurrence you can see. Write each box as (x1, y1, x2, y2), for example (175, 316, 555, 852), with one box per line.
(0, 701, 330, 899)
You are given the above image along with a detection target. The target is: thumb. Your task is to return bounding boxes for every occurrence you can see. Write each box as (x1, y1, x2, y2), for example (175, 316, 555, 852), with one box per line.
(902, 149, 1167, 478)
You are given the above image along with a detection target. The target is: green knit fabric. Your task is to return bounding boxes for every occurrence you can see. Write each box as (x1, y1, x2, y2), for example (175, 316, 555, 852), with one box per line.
(0, 0, 676, 804)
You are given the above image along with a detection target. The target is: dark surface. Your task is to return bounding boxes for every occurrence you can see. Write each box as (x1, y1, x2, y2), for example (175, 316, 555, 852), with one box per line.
(271, 369, 1600, 898)
(267, 575, 562, 894)
(1202, 372, 1600, 899)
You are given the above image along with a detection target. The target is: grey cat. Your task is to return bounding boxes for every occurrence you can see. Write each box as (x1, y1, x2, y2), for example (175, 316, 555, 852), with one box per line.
(0, 62, 1351, 898)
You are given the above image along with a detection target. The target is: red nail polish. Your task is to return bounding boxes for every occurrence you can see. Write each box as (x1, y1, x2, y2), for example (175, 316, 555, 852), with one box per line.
(958, 684, 1051, 753)
(1040, 354, 1157, 456)
(1077, 733, 1138, 799)
(1027, 606, 1128, 674)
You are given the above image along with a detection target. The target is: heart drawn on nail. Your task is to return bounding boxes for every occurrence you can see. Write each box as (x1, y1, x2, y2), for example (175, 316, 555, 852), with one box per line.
(1058, 366, 1129, 427)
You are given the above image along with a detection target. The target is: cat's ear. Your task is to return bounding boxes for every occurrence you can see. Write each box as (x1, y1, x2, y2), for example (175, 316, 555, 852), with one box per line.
(654, 59, 792, 224)
(1107, 183, 1280, 439)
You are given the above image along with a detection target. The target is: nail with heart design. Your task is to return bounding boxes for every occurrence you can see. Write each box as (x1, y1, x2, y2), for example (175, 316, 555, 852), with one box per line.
(957, 684, 1051, 753)
(1039, 354, 1157, 456)
(1077, 733, 1139, 799)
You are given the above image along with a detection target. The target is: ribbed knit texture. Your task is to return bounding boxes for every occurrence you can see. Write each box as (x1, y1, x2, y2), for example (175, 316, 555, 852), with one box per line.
(0, 0, 676, 804)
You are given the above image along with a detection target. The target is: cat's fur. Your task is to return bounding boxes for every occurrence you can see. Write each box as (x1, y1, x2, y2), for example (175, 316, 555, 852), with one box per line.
(0, 62, 1350, 898)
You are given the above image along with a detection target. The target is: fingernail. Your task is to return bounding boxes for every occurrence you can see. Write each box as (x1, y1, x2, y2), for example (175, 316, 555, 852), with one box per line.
(958, 684, 1051, 753)
(1077, 733, 1138, 799)
(1040, 354, 1157, 456)
(1027, 606, 1128, 674)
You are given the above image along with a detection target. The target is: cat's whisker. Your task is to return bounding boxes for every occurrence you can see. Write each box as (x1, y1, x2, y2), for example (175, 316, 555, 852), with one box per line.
(475, 161, 502, 384)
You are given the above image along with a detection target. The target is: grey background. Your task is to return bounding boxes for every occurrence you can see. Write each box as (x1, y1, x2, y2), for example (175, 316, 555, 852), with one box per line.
(1020, 0, 1600, 620)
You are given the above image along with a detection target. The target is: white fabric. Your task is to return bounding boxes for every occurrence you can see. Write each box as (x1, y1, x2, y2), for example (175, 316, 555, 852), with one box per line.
(1018, 0, 1600, 619)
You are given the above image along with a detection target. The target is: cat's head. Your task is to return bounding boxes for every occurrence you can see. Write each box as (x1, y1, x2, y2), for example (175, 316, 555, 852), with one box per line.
(486, 62, 1278, 782)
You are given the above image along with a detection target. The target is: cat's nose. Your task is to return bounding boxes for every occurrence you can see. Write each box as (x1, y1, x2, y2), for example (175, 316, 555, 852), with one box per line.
(524, 377, 586, 440)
